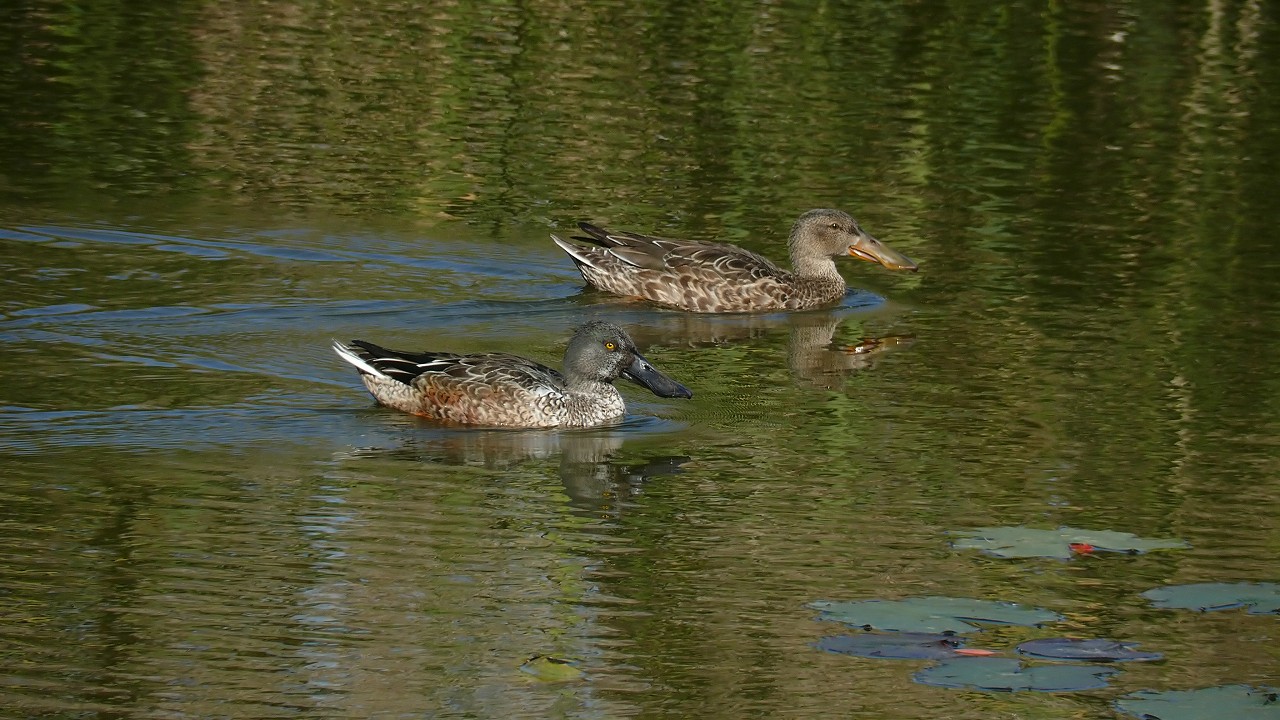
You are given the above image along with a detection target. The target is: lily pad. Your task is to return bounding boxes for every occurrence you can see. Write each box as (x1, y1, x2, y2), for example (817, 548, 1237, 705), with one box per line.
(1116, 685, 1280, 719)
(913, 657, 1118, 692)
(815, 632, 995, 660)
(950, 526, 1189, 560)
(1142, 582, 1280, 614)
(518, 655, 583, 682)
(809, 596, 1063, 634)
(1017, 638, 1162, 663)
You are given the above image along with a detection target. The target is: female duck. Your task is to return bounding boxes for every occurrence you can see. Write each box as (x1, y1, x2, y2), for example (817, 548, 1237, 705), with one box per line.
(551, 208, 917, 313)
(333, 321, 691, 428)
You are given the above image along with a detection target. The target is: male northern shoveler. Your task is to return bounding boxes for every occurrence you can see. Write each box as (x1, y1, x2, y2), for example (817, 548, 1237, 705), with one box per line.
(551, 208, 917, 313)
(332, 321, 692, 428)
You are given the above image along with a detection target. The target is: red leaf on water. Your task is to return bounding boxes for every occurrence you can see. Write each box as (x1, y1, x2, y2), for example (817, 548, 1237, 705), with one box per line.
(954, 648, 998, 657)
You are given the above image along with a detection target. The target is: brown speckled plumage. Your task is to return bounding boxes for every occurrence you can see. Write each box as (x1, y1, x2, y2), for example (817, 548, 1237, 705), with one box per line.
(551, 209, 917, 313)
(333, 321, 691, 428)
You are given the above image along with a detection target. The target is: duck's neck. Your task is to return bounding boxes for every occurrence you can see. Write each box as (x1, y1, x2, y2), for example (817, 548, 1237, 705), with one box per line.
(565, 374, 611, 393)
(789, 252, 844, 284)
(563, 377, 626, 418)
(788, 226, 845, 283)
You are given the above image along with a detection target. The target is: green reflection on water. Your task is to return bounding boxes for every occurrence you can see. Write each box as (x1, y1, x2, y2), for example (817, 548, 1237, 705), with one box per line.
(1, 0, 1279, 718)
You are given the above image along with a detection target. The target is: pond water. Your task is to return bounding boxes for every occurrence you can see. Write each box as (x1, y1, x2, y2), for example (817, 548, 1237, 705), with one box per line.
(2, 1, 1279, 718)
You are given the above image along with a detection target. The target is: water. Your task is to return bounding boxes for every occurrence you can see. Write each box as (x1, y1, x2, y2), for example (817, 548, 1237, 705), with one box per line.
(2, 1, 1279, 718)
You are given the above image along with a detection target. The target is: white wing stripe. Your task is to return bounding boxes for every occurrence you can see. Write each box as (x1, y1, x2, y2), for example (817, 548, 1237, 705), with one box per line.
(551, 234, 608, 270)
(332, 341, 387, 378)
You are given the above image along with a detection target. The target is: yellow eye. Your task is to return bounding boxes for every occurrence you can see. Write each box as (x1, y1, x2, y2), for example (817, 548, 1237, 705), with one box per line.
(604, 341, 616, 351)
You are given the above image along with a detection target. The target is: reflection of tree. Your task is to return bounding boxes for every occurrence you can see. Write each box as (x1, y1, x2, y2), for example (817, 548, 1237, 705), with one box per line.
(1, 1, 1277, 713)
(863, 0, 1277, 525)
(0, 2, 203, 196)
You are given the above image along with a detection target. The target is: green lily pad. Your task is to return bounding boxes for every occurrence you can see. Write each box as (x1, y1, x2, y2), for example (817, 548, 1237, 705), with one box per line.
(1116, 685, 1280, 719)
(1142, 582, 1280, 614)
(1017, 637, 1163, 663)
(518, 655, 583, 682)
(913, 657, 1118, 692)
(815, 632, 991, 660)
(809, 596, 1063, 634)
(950, 526, 1190, 560)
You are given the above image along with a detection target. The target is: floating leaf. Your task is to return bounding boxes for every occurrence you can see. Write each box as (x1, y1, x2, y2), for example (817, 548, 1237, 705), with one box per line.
(815, 632, 995, 660)
(913, 657, 1118, 692)
(1115, 685, 1280, 719)
(809, 596, 1063, 634)
(1142, 582, 1280, 614)
(950, 526, 1190, 560)
(1017, 638, 1163, 663)
(519, 655, 583, 682)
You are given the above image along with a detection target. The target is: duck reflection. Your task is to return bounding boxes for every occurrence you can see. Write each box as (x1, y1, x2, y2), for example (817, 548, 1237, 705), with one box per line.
(785, 316, 913, 389)
(625, 308, 912, 389)
(338, 427, 688, 512)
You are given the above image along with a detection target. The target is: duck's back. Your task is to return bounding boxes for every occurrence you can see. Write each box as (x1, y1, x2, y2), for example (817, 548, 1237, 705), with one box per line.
(555, 235, 803, 311)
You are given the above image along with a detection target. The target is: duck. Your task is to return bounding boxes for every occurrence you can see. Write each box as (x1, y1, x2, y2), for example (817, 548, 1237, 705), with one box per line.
(551, 208, 917, 313)
(332, 320, 692, 428)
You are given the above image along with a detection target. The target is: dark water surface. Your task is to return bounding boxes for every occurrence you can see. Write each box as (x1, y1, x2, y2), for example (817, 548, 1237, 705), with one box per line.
(3, 1, 1279, 718)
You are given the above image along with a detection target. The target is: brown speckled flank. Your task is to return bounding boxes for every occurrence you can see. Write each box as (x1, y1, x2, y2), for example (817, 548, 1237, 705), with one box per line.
(551, 209, 917, 313)
(333, 321, 691, 428)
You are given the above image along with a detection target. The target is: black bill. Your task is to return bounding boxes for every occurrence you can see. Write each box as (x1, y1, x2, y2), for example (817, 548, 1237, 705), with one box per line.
(622, 353, 693, 399)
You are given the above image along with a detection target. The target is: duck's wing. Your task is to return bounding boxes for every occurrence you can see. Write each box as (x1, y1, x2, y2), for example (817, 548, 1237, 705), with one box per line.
(334, 340, 563, 396)
(561, 222, 785, 281)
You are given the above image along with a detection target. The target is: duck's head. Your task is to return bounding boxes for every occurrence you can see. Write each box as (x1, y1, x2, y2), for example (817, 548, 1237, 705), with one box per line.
(564, 321, 693, 398)
(791, 208, 918, 272)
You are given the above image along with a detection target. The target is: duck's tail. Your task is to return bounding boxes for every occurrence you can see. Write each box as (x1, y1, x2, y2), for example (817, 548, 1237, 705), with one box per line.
(550, 233, 604, 271)
(332, 339, 388, 378)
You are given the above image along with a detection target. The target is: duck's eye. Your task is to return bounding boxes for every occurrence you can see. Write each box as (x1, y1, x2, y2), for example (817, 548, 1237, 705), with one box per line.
(604, 341, 616, 351)
(829, 222, 841, 230)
